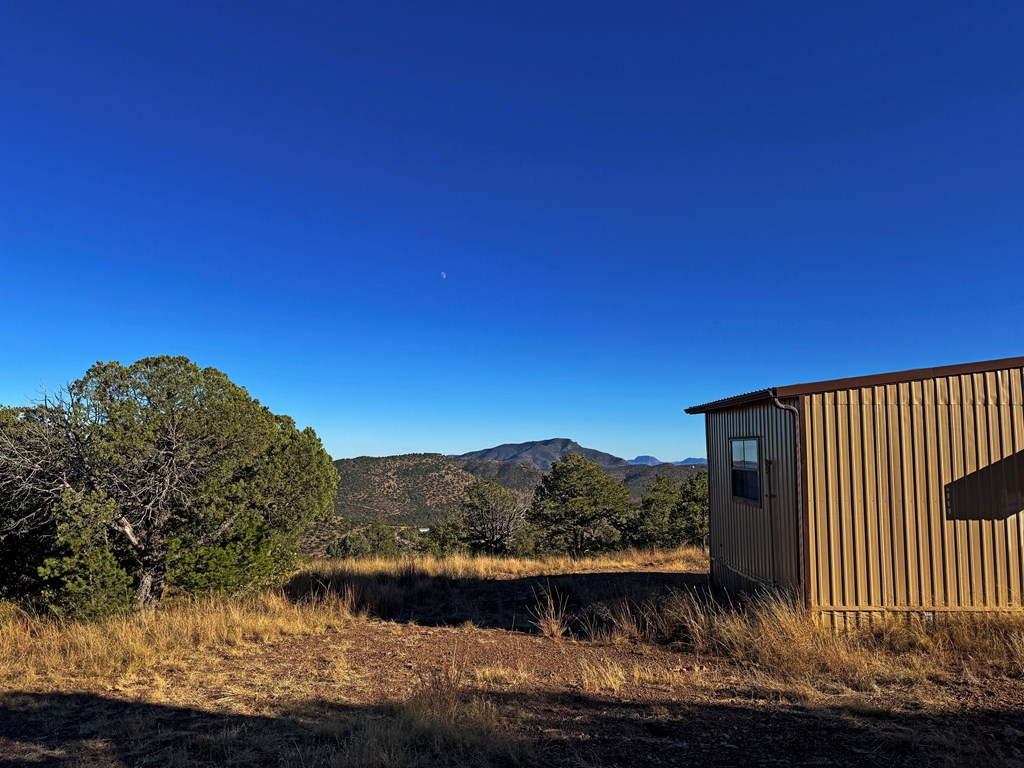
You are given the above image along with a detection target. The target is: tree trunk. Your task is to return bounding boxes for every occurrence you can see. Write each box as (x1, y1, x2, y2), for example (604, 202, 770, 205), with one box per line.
(133, 530, 168, 610)
(133, 564, 167, 609)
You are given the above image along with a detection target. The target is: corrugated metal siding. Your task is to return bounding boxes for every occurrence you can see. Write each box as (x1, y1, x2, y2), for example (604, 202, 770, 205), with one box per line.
(803, 368, 1024, 613)
(705, 399, 801, 591)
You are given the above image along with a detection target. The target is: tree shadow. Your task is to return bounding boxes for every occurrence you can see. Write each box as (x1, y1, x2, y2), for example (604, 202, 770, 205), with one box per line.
(1, 688, 1020, 767)
(285, 566, 708, 633)
(946, 448, 1024, 521)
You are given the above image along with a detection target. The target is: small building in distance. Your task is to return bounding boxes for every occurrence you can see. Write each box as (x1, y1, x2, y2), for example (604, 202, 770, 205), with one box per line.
(686, 356, 1024, 626)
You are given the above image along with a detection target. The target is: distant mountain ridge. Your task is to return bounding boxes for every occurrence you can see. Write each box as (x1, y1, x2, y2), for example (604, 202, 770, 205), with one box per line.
(629, 455, 664, 466)
(456, 438, 706, 470)
(628, 455, 708, 466)
(454, 438, 629, 471)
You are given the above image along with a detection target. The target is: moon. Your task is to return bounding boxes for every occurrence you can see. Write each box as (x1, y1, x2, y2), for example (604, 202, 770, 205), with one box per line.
(440, 272, 447, 280)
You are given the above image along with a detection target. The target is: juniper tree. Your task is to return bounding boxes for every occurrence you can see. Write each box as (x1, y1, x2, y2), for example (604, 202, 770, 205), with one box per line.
(462, 479, 531, 555)
(0, 356, 337, 613)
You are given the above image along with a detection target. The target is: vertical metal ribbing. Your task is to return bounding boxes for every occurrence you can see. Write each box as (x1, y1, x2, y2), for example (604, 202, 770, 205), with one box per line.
(803, 365, 1024, 613)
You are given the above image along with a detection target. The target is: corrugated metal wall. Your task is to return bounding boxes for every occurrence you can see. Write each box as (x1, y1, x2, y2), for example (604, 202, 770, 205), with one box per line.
(706, 399, 801, 592)
(803, 367, 1024, 616)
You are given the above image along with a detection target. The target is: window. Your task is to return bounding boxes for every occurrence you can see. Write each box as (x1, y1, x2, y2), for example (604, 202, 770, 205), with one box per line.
(730, 438, 761, 503)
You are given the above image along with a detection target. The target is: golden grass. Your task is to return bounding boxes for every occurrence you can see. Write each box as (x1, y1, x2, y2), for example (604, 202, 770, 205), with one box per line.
(468, 665, 533, 687)
(616, 589, 1024, 693)
(528, 587, 570, 639)
(0, 592, 356, 688)
(578, 659, 688, 694)
(301, 546, 708, 583)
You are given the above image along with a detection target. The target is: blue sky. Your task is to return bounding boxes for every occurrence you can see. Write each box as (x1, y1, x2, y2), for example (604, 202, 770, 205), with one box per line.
(1, 2, 1022, 461)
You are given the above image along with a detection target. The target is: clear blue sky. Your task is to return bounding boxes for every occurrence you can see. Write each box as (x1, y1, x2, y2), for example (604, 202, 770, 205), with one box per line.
(1, 3, 1022, 461)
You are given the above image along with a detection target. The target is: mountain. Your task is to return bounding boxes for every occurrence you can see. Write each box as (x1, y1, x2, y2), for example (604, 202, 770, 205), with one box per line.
(629, 455, 665, 465)
(673, 458, 708, 466)
(455, 438, 629, 470)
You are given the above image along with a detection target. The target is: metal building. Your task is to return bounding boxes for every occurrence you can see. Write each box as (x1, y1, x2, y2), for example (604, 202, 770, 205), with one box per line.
(686, 356, 1024, 625)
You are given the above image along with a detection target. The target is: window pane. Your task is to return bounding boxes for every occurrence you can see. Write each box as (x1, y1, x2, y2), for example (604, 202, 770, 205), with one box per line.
(747, 470, 760, 501)
(731, 468, 761, 503)
(744, 439, 759, 468)
(731, 440, 744, 467)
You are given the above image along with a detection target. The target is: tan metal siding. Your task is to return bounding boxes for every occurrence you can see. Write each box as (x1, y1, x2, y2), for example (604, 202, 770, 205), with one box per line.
(705, 399, 801, 591)
(803, 367, 1024, 613)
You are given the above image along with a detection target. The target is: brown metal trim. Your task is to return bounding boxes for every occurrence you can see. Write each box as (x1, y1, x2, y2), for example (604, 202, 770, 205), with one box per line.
(685, 389, 774, 414)
(686, 356, 1024, 414)
(775, 356, 1024, 398)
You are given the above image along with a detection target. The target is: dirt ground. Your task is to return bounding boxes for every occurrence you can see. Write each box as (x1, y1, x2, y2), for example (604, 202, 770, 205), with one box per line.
(2, 562, 1023, 767)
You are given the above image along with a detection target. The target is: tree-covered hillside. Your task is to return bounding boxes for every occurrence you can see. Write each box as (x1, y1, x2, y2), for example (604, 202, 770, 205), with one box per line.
(310, 451, 707, 555)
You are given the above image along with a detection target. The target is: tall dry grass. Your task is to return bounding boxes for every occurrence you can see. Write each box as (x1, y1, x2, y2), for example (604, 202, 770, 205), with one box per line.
(301, 546, 707, 583)
(583, 588, 1024, 693)
(0, 592, 356, 688)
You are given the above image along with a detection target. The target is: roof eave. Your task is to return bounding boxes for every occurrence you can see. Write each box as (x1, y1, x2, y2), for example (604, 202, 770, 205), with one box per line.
(685, 388, 776, 415)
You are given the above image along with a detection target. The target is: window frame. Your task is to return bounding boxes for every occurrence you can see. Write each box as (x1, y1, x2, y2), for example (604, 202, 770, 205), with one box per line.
(729, 436, 763, 507)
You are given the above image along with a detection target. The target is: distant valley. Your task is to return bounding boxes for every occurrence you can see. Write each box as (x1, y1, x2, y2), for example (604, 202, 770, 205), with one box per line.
(306, 439, 706, 554)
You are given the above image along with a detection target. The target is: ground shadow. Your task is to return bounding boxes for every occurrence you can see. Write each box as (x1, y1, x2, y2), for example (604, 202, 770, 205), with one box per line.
(285, 567, 708, 634)
(1, 688, 1021, 767)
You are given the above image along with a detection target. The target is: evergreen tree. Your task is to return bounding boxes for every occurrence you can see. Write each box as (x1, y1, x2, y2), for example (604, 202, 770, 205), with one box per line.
(629, 474, 683, 548)
(673, 471, 710, 547)
(0, 356, 337, 614)
(462, 479, 530, 554)
(422, 510, 467, 556)
(528, 454, 631, 556)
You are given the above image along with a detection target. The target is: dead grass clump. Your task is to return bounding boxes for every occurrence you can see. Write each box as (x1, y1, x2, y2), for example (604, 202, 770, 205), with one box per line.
(578, 659, 687, 694)
(578, 659, 627, 693)
(0, 591, 355, 688)
(713, 593, 886, 692)
(468, 665, 533, 687)
(875, 612, 1024, 676)
(643, 591, 1024, 691)
(633, 590, 893, 692)
(528, 586, 569, 640)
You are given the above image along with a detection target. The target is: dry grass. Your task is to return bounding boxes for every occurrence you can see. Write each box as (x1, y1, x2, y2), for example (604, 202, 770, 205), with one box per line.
(577, 657, 690, 694)
(594, 589, 1024, 693)
(0, 592, 356, 688)
(528, 585, 570, 639)
(300, 546, 707, 583)
(468, 665, 533, 687)
(3, 548, 1024, 766)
